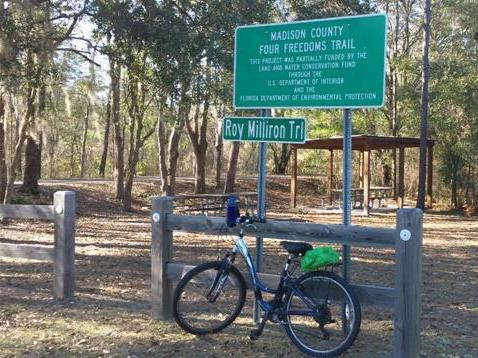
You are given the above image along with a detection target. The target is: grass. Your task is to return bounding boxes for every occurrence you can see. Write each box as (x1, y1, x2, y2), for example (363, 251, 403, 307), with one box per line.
(1, 180, 477, 357)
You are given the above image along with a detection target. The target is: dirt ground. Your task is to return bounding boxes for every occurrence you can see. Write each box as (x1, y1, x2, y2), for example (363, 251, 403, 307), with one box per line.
(0, 178, 477, 357)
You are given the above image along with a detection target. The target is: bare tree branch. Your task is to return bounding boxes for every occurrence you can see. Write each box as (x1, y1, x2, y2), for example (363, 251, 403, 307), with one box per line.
(52, 0, 90, 48)
(56, 48, 101, 67)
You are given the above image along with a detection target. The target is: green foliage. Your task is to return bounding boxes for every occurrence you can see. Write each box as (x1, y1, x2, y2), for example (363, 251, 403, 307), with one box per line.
(285, 0, 374, 20)
(1, 0, 476, 207)
(426, 0, 478, 203)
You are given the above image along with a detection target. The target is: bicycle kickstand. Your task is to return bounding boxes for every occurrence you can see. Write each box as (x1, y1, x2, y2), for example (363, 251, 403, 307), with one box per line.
(249, 311, 271, 341)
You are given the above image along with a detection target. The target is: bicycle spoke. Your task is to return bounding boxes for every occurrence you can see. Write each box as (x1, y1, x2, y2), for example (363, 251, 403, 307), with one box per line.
(284, 272, 361, 356)
(173, 262, 246, 335)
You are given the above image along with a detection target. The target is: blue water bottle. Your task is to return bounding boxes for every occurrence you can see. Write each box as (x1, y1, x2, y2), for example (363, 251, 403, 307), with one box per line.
(226, 195, 239, 227)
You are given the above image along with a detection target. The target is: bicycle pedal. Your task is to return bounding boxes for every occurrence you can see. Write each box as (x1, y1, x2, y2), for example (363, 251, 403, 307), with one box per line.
(249, 315, 268, 340)
(249, 328, 262, 340)
(270, 314, 287, 324)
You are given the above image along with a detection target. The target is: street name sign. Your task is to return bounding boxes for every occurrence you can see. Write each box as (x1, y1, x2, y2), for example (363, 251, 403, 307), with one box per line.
(234, 14, 387, 109)
(222, 117, 307, 143)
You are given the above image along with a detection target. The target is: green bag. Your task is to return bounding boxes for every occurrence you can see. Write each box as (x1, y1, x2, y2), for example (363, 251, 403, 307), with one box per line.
(300, 246, 341, 272)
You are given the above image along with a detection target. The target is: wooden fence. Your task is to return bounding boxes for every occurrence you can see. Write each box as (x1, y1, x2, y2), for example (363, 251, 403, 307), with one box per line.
(151, 196, 423, 358)
(0, 191, 76, 300)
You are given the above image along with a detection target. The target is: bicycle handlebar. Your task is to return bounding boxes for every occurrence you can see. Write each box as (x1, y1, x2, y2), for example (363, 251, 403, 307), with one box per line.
(237, 213, 263, 225)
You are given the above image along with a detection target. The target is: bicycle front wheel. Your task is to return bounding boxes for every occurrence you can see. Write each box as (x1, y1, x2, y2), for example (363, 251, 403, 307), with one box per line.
(284, 271, 361, 357)
(173, 261, 246, 335)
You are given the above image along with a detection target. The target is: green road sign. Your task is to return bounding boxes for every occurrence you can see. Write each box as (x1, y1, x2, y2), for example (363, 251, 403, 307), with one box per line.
(222, 117, 307, 143)
(234, 14, 387, 109)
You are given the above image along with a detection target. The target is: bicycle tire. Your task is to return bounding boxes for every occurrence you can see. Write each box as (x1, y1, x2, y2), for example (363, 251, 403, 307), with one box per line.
(173, 260, 247, 335)
(284, 271, 361, 357)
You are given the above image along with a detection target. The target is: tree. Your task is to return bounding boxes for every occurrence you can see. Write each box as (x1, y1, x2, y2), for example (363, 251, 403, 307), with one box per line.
(428, 0, 478, 208)
(0, 95, 6, 200)
(271, 143, 291, 175)
(224, 142, 240, 193)
(416, 0, 431, 210)
(98, 77, 111, 178)
(122, 53, 156, 211)
(19, 136, 41, 194)
(285, 0, 373, 20)
(214, 118, 223, 189)
(109, 56, 124, 199)
(0, 0, 89, 202)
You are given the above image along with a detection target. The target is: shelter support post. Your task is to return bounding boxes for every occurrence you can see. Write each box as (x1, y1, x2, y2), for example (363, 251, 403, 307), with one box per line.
(327, 149, 334, 205)
(359, 150, 364, 189)
(393, 208, 423, 358)
(426, 143, 433, 208)
(393, 148, 397, 200)
(291, 147, 297, 208)
(152, 196, 174, 320)
(397, 147, 405, 208)
(363, 150, 370, 215)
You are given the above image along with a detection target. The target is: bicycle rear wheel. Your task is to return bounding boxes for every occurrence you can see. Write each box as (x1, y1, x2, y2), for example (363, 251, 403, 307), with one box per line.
(173, 261, 246, 335)
(284, 271, 361, 357)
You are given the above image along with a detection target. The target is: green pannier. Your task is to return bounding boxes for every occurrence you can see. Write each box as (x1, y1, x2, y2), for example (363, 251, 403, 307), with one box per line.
(300, 246, 341, 272)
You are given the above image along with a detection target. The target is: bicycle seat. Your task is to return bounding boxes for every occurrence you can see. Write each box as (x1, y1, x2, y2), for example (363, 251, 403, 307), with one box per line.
(280, 241, 313, 256)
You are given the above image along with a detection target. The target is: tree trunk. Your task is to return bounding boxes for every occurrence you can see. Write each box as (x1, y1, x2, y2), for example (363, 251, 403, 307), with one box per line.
(464, 165, 472, 204)
(19, 135, 40, 194)
(99, 86, 112, 177)
(0, 95, 6, 201)
(451, 177, 458, 208)
(110, 59, 124, 199)
(186, 68, 210, 194)
(215, 119, 223, 189)
(123, 140, 141, 211)
(416, 0, 431, 210)
(37, 131, 42, 179)
(69, 137, 76, 177)
(80, 103, 89, 178)
(122, 75, 138, 212)
(3, 86, 36, 204)
(271, 143, 290, 175)
(168, 119, 185, 195)
(224, 141, 240, 193)
(389, 0, 400, 199)
(157, 117, 169, 195)
(123, 165, 135, 211)
(19, 130, 42, 191)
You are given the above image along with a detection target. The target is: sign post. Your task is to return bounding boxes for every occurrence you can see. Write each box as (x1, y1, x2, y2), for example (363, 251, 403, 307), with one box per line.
(342, 108, 353, 281)
(254, 109, 269, 323)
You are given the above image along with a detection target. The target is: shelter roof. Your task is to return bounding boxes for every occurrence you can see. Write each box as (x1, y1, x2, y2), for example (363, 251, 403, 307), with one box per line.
(293, 135, 435, 151)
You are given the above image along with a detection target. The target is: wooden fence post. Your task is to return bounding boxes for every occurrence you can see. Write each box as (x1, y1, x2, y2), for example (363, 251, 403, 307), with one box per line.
(151, 196, 174, 319)
(393, 208, 423, 358)
(53, 191, 76, 301)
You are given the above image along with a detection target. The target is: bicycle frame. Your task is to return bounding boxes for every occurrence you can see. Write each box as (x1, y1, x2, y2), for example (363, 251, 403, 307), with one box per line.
(230, 231, 318, 316)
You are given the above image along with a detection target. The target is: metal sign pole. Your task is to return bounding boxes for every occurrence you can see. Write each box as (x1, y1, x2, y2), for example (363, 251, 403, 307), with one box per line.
(254, 108, 269, 323)
(342, 108, 352, 281)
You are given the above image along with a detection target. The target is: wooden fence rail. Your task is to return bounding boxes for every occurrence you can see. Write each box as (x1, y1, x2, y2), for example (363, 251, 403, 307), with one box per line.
(0, 191, 76, 300)
(151, 196, 423, 358)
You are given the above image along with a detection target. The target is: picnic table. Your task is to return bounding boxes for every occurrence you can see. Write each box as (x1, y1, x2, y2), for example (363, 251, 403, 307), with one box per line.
(332, 186, 393, 209)
(173, 192, 257, 215)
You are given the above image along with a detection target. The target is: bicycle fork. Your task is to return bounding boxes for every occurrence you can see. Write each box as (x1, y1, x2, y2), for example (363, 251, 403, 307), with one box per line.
(206, 253, 236, 303)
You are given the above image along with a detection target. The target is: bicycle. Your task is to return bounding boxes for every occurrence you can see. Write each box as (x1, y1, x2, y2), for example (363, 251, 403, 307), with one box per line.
(173, 213, 361, 357)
